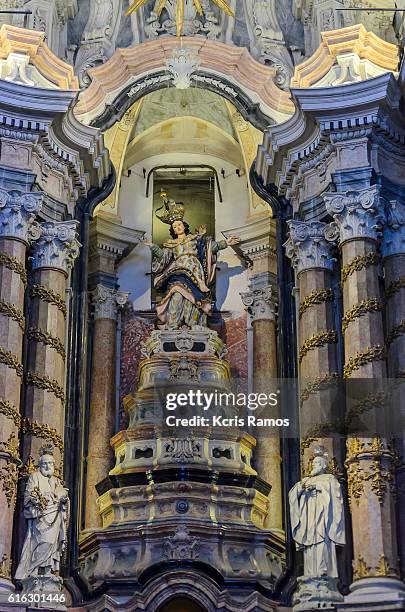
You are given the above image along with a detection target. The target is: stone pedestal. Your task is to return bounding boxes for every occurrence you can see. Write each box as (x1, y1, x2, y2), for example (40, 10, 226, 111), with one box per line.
(79, 329, 286, 610)
(293, 576, 343, 611)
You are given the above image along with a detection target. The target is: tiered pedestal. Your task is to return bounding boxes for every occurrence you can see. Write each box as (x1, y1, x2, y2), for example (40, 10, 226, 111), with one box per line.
(78, 329, 285, 611)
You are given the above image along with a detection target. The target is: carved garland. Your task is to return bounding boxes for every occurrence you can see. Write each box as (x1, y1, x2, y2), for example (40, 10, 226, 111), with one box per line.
(385, 277, 405, 300)
(345, 437, 397, 506)
(346, 390, 389, 423)
(353, 555, 398, 581)
(343, 345, 385, 379)
(300, 372, 339, 404)
(299, 330, 338, 363)
(0, 433, 21, 508)
(342, 298, 384, 333)
(298, 288, 334, 320)
(27, 327, 66, 360)
(0, 399, 21, 428)
(22, 418, 64, 452)
(0, 554, 11, 580)
(0, 299, 25, 330)
(341, 252, 380, 284)
(30, 284, 67, 318)
(0, 346, 23, 377)
(25, 371, 65, 404)
(0, 251, 27, 287)
(387, 319, 405, 346)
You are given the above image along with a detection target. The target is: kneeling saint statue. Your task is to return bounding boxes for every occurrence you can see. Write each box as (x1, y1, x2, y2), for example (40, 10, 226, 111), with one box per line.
(16, 444, 69, 591)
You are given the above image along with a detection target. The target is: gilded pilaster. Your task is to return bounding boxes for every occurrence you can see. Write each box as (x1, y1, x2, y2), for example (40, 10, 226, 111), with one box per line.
(85, 285, 128, 528)
(0, 188, 42, 593)
(324, 186, 405, 602)
(285, 220, 342, 475)
(22, 221, 79, 478)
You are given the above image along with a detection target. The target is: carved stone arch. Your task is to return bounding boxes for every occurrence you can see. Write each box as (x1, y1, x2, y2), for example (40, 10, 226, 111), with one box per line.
(74, 36, 295, 131)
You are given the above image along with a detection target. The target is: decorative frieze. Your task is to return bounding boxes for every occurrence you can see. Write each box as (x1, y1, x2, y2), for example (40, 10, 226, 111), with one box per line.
(241, 285, 277, 322)
(383, 200, 405, 258)
(285, 220, 337, 275)
(31, 221, 80, 275)
(91, 284, 129, 321)
(0, 189, 42, 243)
(323, 185, 383, 244)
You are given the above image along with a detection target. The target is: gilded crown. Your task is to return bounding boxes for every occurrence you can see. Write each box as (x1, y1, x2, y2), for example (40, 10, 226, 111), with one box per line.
(156, 190, 185, 225)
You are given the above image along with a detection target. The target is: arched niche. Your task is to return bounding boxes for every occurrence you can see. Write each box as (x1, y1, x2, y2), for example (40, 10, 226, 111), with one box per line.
(158, 597, 207, 612)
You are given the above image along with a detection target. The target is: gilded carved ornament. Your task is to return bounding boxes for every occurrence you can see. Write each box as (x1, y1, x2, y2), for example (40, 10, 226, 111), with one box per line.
(345, 437, 397, 506)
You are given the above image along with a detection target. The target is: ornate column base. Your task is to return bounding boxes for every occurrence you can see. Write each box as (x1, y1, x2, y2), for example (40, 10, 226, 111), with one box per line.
(293, 576, 343, 611)
(338, 577, 405, 611)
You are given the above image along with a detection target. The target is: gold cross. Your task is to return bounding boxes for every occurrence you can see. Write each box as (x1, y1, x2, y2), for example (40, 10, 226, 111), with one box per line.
(126, 0, 234, 37)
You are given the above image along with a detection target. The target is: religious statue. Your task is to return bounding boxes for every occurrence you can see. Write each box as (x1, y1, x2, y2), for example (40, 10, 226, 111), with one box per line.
(288, 448, 345, 610)
(16, 445, 69, 583)
(144, 192, 240, 330)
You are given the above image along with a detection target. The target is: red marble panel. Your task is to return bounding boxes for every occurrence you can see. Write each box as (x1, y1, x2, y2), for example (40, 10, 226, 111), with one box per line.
(120, 306, 154, 426)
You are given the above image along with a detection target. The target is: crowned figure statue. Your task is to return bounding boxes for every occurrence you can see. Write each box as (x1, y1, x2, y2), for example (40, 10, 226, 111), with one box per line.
(16, 445, 69, 587)
(144, 192, 240, 330)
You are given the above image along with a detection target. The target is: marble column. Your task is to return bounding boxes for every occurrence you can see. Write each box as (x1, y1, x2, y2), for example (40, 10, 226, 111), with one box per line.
(22, 222, 80, 477)
(242, 284, 282, 531)
(324, 186, 405, 605)
(382, 199, 405, 578)
(85, 284, 128, 529)
(0, 188, 42, 593)
(285, 220, 342, 475)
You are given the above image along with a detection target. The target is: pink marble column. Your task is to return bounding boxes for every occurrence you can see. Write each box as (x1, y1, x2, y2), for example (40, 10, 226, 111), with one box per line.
(285, 220, 341, 476)
(325, 187, 405, 605)
(242, 285, 282, 531)
(0, 189, 42, 594)
(85, 285, 128, 529)
(22, 222, 79, 477)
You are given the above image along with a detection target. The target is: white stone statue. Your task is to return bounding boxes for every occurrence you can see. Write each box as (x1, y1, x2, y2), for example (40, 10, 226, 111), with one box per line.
(16, 445, 69, 583)
(288, 449, 345, 610)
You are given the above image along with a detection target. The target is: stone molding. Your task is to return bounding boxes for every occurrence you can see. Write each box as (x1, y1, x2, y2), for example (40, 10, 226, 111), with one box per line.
(89, 214, 144, 262)
(74, 36, 294, 125)
(91, 284, 129, 320)
(285, 220, 337, 275)
(323, 185, 383, 244)
(0, 24, 78, 89)
(291, 24, 398, 89)
(30, 220, 80, 275)
(241, 285, 277, 322)
(383, 200, 405, 258)
(0, 188, 42, 243)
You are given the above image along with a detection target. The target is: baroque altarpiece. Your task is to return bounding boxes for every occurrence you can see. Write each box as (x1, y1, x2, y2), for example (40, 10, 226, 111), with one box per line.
(0, 1, 404, 611)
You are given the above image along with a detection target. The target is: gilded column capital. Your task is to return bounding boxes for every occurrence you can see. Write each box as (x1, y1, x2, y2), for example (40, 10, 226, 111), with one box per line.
(284, 220, 337, 275)
(91, 284, 129, 321)
(241, 285, 277, 322)
(323, 185, 383, 244)
(31, 221, 80, 275)
(0, 188, 43, 244)
(382, 200, 405, 258)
